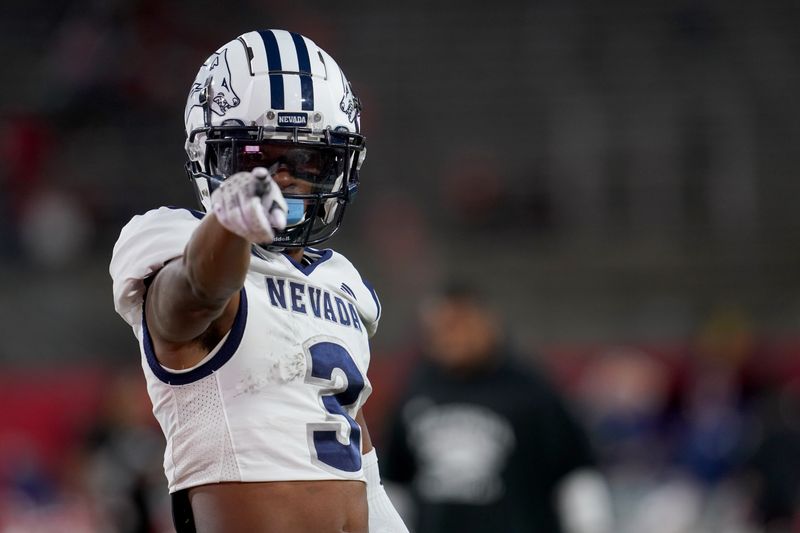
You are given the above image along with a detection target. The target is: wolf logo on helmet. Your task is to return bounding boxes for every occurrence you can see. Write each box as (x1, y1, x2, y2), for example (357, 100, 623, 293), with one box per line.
(183, 30, 367, 249)
(339, 72, 360, 125)
(188, 48, 241, 116)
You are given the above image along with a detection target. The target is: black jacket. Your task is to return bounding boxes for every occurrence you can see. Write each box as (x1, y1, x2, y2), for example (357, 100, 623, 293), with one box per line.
(381, 351, 595, 533)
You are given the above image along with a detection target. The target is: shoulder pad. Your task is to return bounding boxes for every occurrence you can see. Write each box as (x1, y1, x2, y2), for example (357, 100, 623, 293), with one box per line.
(319, 250, 382, 338)
(109, 207, 203, 327)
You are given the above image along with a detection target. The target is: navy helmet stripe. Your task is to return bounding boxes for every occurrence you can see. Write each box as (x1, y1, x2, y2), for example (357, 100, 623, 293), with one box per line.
(269, 74, 285, 109)
(258, 30, 285, 110)
(290, 32, 314, 111)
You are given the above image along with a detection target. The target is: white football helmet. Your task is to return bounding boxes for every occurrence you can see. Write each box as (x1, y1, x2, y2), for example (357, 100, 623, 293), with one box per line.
(184, 29, 366, 247)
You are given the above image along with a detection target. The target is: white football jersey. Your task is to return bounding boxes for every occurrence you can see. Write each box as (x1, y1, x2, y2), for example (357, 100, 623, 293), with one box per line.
(110, 207, 380, 493)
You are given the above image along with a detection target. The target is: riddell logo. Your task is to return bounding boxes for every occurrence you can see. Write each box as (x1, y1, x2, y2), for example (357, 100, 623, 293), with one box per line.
(277, 113, 308, 127)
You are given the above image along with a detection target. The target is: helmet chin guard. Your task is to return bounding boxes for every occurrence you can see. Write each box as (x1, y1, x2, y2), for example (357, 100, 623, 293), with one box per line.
(183, 30, 366, 248)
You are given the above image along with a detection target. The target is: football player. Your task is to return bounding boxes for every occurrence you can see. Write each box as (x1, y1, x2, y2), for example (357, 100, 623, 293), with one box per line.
(110, 30, 407, 533)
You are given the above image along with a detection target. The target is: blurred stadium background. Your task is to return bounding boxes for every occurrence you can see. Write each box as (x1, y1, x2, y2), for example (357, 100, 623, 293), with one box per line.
(1, 0, 800, 531)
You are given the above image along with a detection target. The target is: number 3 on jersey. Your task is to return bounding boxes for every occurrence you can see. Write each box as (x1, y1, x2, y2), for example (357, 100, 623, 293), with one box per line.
(304, 338, 366, 473)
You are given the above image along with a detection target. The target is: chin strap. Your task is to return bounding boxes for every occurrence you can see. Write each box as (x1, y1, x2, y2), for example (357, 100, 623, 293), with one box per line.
(259, 243, 285, 254)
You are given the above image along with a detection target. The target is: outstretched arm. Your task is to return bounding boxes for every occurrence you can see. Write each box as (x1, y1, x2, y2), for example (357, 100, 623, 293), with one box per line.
(146, 168, 288, 347)
(145, 212, 252, 343)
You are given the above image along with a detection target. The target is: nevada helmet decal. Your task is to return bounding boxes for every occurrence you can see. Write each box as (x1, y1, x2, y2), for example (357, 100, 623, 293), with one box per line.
(189, 48, 240, 116)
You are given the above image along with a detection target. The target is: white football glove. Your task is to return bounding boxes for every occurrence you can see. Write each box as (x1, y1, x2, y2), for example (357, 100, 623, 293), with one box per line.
(210, 166, 288, 243)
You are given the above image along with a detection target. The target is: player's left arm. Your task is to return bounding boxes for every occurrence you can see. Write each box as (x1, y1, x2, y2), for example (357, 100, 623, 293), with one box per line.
(356, 409, 408, 533)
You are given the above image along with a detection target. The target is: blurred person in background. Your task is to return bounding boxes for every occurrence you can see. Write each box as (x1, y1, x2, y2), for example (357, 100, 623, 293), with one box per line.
(576, 347, 697, 533)
(380, 282, 613, 533)
(575, 309, 764, 533)
(110, 29, 407, 533)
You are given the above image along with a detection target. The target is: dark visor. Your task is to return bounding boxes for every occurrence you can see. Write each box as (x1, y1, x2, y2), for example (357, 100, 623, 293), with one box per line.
(215, 142, 346, 193)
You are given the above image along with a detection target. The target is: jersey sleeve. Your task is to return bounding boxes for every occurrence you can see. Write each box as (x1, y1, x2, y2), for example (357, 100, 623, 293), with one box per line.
(109, 207, 203, 328)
